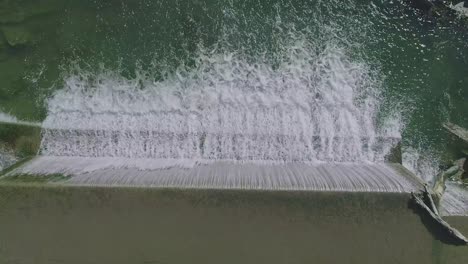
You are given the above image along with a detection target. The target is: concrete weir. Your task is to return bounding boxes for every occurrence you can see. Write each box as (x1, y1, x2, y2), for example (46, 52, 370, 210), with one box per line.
(440, 183, 468, 216)
(6, 156, 421, 192)
(1, 122, 467, 262)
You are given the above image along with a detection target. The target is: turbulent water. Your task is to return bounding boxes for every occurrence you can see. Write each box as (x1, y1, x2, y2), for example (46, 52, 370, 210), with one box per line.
(40, 44, 399, 163)
(0, 145, 17, 171)
(0, 112, 19, 124)
(0, 111, 40, 127)
(1, 0, 468, 182)
(37, 1, 402, 165)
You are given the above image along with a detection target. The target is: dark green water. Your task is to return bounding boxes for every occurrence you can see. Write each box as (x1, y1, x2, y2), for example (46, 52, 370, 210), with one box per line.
(0, 0, 467, 173)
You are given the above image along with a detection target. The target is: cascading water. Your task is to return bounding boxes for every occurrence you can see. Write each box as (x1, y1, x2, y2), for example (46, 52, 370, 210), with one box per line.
(40, 43, 400, 164)
(3, 0, 431, 192)
(0, 112, 19, 124)
(0, 146, 17, 172)
(40, 0, 403, 164)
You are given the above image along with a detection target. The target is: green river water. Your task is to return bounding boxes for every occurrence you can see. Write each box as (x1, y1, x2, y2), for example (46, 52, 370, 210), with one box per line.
(0, 0, 467, 176)
(0, 1, 468, 262)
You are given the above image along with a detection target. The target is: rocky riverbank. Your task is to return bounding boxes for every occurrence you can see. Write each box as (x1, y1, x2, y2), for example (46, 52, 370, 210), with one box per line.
(0, 121, 41, 172)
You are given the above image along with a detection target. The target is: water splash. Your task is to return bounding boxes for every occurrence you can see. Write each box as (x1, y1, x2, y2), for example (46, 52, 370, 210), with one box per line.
(0, 145, 17, 172)
(402, 147, 441, 183)
(40, 40, 399, 163)
(0, 112, 19, 124)
(2, 1, 425, 193)
(8, 156, 423, 193)
(0, 111, 41, 127)
(440, 182, 468, 216)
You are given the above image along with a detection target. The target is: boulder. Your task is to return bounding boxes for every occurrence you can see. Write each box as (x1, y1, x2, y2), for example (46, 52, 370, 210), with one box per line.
(432, 158, 468, 201)
(444, 158, 467, 182)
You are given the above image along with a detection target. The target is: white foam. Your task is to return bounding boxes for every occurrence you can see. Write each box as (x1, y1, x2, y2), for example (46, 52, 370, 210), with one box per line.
(0, 112, 18, 123)
(6, 156, 205, 175)
(0, 145, 17, 172)
(0, 111, 41, 127)
(402, 147, 440, 183)
(7, 156, 423, 193)
(451, 2, 468, 17)
(41, 42, 400, 163)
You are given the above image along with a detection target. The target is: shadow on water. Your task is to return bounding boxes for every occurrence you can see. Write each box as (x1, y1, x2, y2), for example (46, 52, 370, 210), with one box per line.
(408, 199, 467, 246)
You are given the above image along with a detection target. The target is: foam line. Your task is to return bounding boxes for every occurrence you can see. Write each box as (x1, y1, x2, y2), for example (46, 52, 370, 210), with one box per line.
(0, 112, 41, 127)
(6, 156, 423, 193)
(41, 45, 400, 163)
(40, 128, 400, 162)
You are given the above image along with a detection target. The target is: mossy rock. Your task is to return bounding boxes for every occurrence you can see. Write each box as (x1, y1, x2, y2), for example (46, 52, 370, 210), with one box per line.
(0, 122, 41, 157)
(1, 25, 33, 46)
(0, 142, 17, 171)
(15, 135, 40, 157)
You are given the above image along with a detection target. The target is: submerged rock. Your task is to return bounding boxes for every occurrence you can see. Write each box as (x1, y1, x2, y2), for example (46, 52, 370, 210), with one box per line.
(445, 164, 460, 178)
(1, 25, 33, 46)
(443, 158, 466, 182)
(409, 0, 435, 13)
(451, 1, 468, 16)
(432, 158, 468, 202)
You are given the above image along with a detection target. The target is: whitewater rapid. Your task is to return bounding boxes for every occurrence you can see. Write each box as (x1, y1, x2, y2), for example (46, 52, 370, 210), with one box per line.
(39, 42, 401, 164)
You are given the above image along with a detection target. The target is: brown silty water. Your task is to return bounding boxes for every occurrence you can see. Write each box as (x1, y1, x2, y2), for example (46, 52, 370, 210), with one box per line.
(0, 184, 467, 264)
